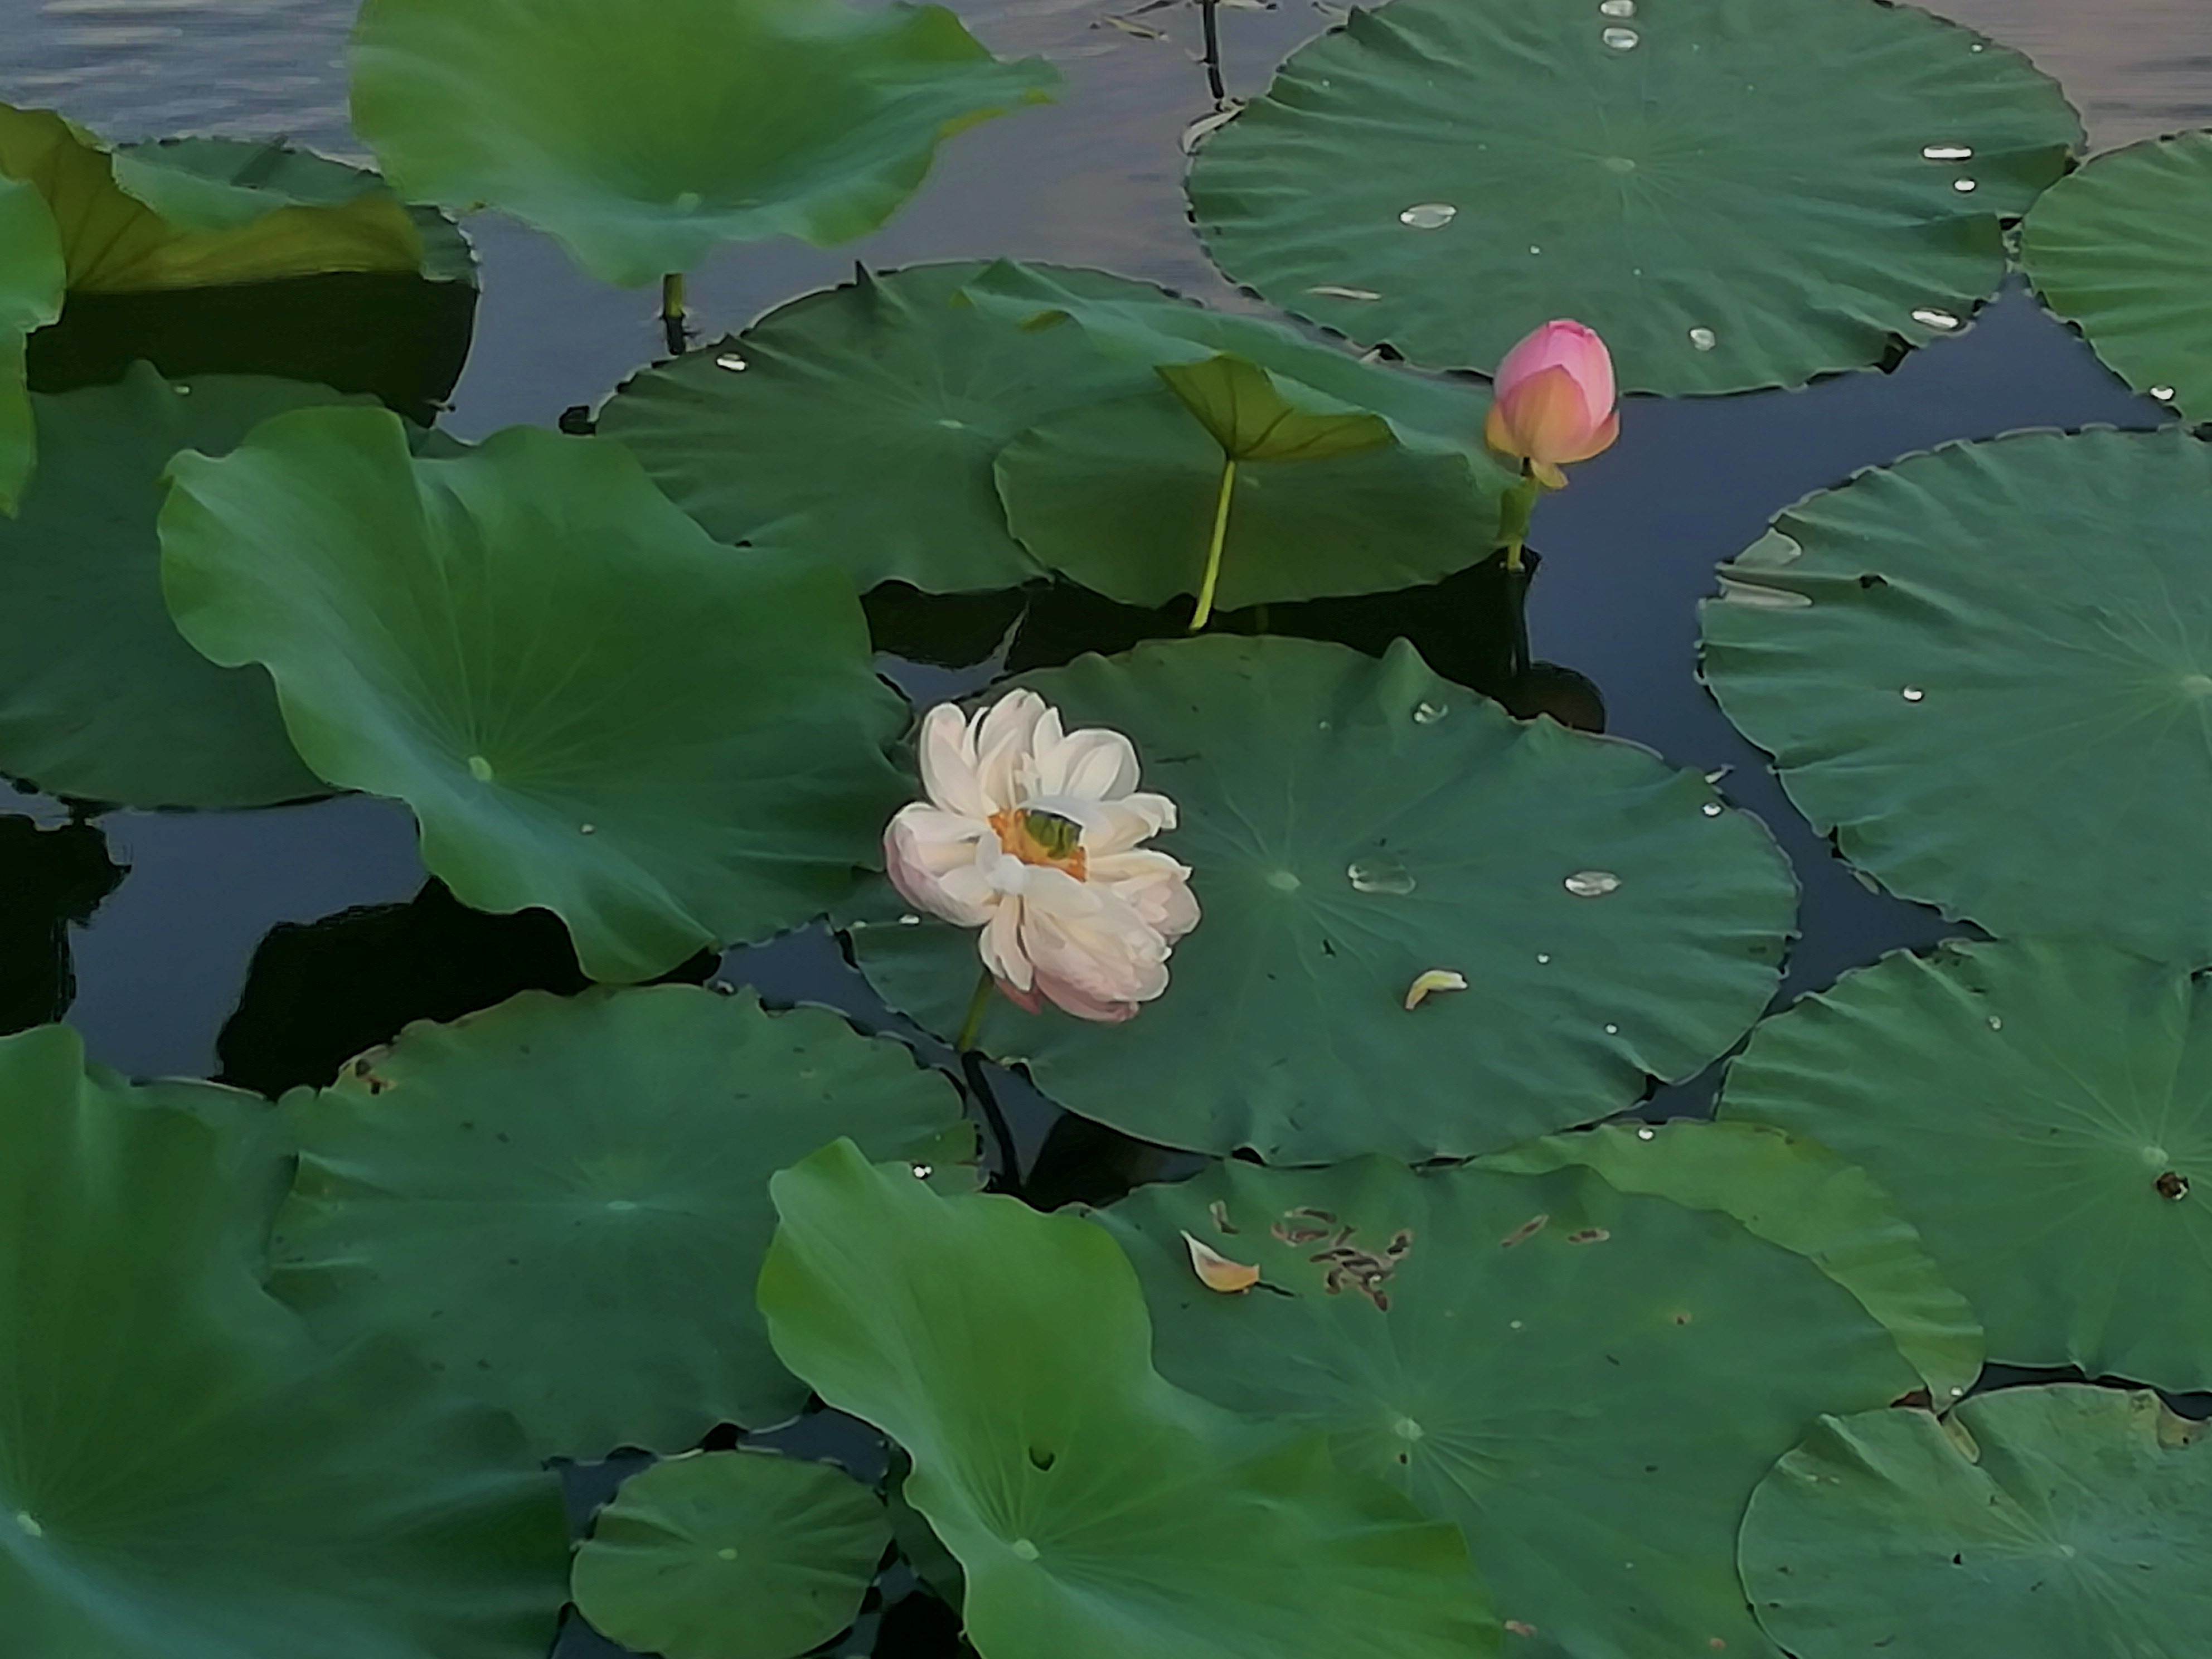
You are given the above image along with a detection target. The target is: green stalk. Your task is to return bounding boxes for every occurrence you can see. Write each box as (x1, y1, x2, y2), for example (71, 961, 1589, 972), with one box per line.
(1497, 459, 1542, 574)
(1188, 455, 1239, 633)
(955, 967, 995, 1054)
(660, 272, 687, 356)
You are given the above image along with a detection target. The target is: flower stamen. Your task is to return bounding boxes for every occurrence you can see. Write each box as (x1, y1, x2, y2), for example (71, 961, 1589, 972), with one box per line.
(990, 807, 1088, 879)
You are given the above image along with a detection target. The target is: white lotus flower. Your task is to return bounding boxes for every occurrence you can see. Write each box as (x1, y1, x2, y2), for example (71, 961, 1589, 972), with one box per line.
(885, 690, 1199, 1024)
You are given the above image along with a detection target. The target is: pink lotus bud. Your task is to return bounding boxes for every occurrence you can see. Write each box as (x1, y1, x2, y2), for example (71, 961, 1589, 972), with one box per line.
(1484, 320, 1621, 488)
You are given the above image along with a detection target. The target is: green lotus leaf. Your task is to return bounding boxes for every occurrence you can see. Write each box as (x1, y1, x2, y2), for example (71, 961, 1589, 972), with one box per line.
(598, 263, 1162, 595)
(760, 1139, 1500, 1659)
(350, 0, 1059, 288)
(2023, 129, 2212, 423)
(270, 986, 973, 1459)
(0, 104, 433, 294)
(0, 368, 345, 807)
(1739, 1385, 2212, 1659)
(959, 258, 1507, 459)
(996, 387, 1497, 611)
(0, 1022, 569, 1659)
(0, 175, 64, 512)
(158, 407, 910, 983)
(1700, 426, 2212, 963)
(849, 634, 1796, 1163)
(1097, 1156, 1918, 1659)
(573, 1449, 890, 1659)
(1187, 0, 2079, 392)
(1719, 938, 2212, 1392)
(1481, 1119, 1984, 1402)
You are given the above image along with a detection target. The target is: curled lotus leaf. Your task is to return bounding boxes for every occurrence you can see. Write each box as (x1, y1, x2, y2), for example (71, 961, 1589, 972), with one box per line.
(760, 1139, 1500, 1659)
(350, 0, 1059, 287)
(0, 1022, 570, 1659)
(159, 406, 910, 983)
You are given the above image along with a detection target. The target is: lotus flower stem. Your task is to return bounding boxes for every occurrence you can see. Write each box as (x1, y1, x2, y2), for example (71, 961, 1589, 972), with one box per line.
(1199, 0, 1226, 105)
(1189, 456, 1239, 632)
(661, 272, 688, 356)
(955, 966, 995, 1053)
(1497, 460, 1540, 574)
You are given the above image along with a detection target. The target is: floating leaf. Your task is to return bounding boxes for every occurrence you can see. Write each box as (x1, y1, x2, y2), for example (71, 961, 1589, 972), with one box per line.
(1187, 0, 2079, 391)
(0, 1022, 569, 1658)
(2023, 129, 2212, 423)
(271, 986, 973, 1458)
(1719, 938, 2212, 1392)
(599, 263, 1162, 595)
(0, 368, 344, 807)
(850, 636, 1794, 1164)
(761, 1140, 1499, 1659)
(351, 0, 1058, 287)
(159, 408, 909, 982)
(1481, 1119, 1984, 1403)
(1098, 1156, 1917, 1659)
(0, 104, 432, 293)
(1700, 427, 2212, 963)
(1740, 1385, 2212, 1659)
(572, 1451, 890, 1659)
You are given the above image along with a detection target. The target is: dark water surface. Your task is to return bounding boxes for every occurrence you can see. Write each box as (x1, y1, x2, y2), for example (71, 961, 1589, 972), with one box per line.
(6, 0, 2211, 1652)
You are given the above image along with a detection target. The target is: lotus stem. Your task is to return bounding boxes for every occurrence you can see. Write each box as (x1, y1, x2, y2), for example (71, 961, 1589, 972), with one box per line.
(1498, 460, 1541, 575)
(1199, 0, 1226, 105)
(661, 272, 687, 355)
(1189, 455, 1238, 633)
(955, 967, 995, 1054)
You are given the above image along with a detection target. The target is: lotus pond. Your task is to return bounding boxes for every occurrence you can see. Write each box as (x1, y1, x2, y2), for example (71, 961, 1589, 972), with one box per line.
(4, 0, 2212, 1656)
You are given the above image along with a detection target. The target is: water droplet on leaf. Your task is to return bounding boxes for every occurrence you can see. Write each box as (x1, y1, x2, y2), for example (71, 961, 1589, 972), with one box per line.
(715, 353, 748, 371)
(1701, 803, 1723, 817)
(467, 755, 494, 782)
(1413, 700, 1448, 724)
(1912, 308, 1961, 331)
(1689, 327, 1718, 351)
(1564, 870, 1622, 897)
(1922, 144, 1975, 161)
(1602, 25, 1639, 48)
(1398, 202, 1457, 229)
(1901, 686, 1926, 702)
(2152, 386, 2177, 402)
(1599, 0, 1636, 14)
(1952, 178, 1978, 193)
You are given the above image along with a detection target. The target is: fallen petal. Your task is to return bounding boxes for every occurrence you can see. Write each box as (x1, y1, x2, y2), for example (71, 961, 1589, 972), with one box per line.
(1403, 968, 1469, 1010)
(1181, 1231, 1262, 1293)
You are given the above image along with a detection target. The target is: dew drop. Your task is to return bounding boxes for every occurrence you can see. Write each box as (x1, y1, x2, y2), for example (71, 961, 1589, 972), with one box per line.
(1602, 25, 1640, 49)
(1701, 802, 1724, 818)
(1604, 1023, 1621, 1035)
(579, 823, 596, 835)
(1564, 870, 1622, 898)
(1913, 308, 1961, 331)
(1601, 154, 1637, 174)
(1599, 0, 1636, 13)
(2152, 386, 2177, 402)
(1399, 202, 1457, 229)
(1392, 1416, 1426, 1441)
(1901, 686, 1926, 702)
(1413, 700, 1448, 724)
(716, 353, 748, 372)
(717, 1547, 738, 1561)
(1348, 856, 1417, 895)
(1986, 1016, 2002, 1032)
(1953, 178, 1978, 193)
(1509, 1319, 1525, 1330)
(899, 912, 925, 925)
(912, 1163, 934, 1178)
(1308, 284, 1381, 301)
(1922, 144, 1975, 161)
(1529, 245, 1542, 255)
(1536, 953, 1551, 964)
(1689, 327, 1718, 351)
(1267, 869, 1303, 892)
(1012, 1539, 1041, 1562)
(467, 755, 495, 782)
(937, 417, 967, 430)
(14, 1512, 43, 1539)
(1636, 1127, 1656, 1140)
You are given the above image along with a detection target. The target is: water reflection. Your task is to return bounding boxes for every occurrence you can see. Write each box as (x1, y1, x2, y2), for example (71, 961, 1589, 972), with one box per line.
(0, 814, 123, 1037)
